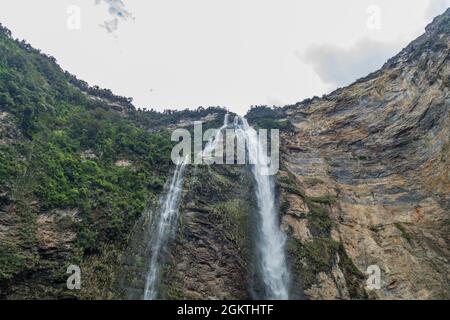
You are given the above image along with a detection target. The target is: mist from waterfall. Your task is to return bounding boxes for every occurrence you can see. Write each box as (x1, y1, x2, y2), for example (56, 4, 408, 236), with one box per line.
(235, 117, 290, 299)
(143, 158, 187, 300)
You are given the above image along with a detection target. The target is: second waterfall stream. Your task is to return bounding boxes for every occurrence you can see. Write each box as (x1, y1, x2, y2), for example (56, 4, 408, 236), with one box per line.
(142, 114, 290, 299)
(236, 116, 290, 299)
(143, 157, 187, 300)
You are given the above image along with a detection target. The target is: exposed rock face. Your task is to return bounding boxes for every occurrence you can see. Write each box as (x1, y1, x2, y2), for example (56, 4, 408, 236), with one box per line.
(118, 163, 256, 300)
(0, 205, 79, 299)
(163, 165, 255, 299)
(0, 112, 78, 298)
(1, 9, 448, 301)
(0, 111, 21, 145)
(277, 10, 449, 299)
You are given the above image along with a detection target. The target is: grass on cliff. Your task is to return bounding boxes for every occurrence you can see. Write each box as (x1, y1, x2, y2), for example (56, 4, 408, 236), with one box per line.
(394, 223, 413, 245)
(246, 105, 295, 131)
(212, 199, 250, 251)
(278, 171, 367, 299)
(277, 173, 334, 234)
(0, 25, 193, 297)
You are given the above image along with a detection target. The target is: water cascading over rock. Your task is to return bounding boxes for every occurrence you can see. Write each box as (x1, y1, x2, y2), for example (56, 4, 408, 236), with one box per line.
(143, 158, 187, 300)
(236, 117, 290, 299)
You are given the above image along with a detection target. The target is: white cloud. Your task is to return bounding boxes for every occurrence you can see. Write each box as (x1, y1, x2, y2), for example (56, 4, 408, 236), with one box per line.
(301, 0, 448, 89)
(0, 0, 437, 113)
(302, 38, 403, 88)
(425, 0, 450, 21)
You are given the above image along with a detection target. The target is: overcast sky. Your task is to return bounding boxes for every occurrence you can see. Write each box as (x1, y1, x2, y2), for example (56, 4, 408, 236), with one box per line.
(0, 0, 448, 114)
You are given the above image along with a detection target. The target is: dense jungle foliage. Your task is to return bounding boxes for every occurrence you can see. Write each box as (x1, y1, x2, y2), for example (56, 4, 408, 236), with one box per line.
(0, 24, 227, 297)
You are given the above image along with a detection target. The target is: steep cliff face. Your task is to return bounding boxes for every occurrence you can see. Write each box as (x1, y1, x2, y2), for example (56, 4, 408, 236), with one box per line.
(0, 22, 230, 299)
(274, 10, 449, 299)
(163, 164, 255, 299)
(0, 9, 448, 300)
(119, 133, 255, 300)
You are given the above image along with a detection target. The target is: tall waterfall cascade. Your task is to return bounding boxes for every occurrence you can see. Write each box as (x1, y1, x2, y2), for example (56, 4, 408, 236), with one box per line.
(143, 158, 187, 300)
(144, 114, 230, 299)
(143, 114, 289, 300)
(235, 117, 290, 299)
(201, 113, 229, 161)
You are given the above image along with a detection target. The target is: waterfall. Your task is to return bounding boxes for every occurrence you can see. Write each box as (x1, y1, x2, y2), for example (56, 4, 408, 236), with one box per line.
(143, 113, 228, 299)
(143, 158, 187, 300)
(202, 113, 229, 161)
(235, 117, 290, 299)
(142, 113, 289, 300)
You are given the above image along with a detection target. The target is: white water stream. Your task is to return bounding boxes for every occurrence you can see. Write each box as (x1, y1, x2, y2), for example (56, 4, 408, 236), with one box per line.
(143, 158, 187, 300)
(143, 114, 289, 300)
(236, 117, 290, 299)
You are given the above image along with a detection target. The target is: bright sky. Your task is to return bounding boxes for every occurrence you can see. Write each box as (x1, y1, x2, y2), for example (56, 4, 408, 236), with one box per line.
(0, 0, 448, 114)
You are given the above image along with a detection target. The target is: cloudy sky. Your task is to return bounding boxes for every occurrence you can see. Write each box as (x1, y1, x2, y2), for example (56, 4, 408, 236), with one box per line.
(0, 0, 448, 114)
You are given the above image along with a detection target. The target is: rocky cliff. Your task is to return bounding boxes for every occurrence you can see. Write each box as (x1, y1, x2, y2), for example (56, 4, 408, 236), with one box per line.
(274, 10, 449, 299)
(0, 20, 230, 299)
(0, 9, 448, 300)
(141, 9, 449, 301)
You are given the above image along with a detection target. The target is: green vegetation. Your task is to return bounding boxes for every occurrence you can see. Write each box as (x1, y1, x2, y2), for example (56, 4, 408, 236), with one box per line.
(287, 237, 340, 286)
(165, 280, 184, 300)
(277, 173, 334, 233)
(212, 199, 250, 250)
(188, 165, 252, 253)
(0, 240, 34, 280)
(307, 196, 334, 204)
(336, 244, 368, 299)
(245, 106, 294, 131)
(395, 223, 413, 244)
(418, 57, 429, 71)
(254, 118, 294, 131)
(287, 233, 367, 299)
(278, 170, 367, 298)
(0, 24, 230, 297)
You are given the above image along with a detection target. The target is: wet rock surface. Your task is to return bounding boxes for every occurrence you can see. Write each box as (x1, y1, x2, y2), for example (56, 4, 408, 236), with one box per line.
(1, 9, 448, 301)
(164, 165, 256, 299)
(277, 11, 449, 299)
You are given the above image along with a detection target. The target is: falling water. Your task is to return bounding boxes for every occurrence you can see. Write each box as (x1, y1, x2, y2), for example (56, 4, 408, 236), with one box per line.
(202, 113, 229, 161)
(236, 117, 290, 299)
(143, 113, 229, 299)
(143, 158, 187, 300)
